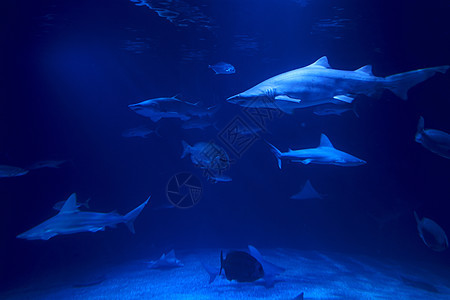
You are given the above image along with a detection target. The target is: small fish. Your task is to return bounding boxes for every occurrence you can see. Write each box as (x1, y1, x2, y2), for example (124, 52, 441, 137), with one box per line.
(209, 62, 236, 75)
(414, 211, 448, 252)
(291, 180, 322, 200)
(28, 160, 68, 170)
(0, 165, 29, 178)
(415, 116, 450, 159)
(207, 173, 232, 183)
(147, 249, 184, 269)
(122, 125, 160, 138)
(53, 197, 90, 211)
(181, 141, 230, 172)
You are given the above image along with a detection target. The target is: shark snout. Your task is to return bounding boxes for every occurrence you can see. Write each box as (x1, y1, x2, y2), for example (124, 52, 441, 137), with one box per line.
(128, 104, 142, 111)
(226, 94, 241, 103)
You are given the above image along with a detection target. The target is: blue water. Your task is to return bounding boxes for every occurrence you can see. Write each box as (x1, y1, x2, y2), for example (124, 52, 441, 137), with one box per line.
(1, 0, 450, 298)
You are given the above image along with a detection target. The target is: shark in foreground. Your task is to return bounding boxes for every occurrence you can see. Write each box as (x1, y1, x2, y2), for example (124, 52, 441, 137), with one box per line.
(227, 56, 449, 113)
(267, 134, 366, 168)
(17, 193, 150, 240)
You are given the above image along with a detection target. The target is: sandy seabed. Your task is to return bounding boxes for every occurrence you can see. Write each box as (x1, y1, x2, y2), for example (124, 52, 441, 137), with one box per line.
(3, 248, 450, 299)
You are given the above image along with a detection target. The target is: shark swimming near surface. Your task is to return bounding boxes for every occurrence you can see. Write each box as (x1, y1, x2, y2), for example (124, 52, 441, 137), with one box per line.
(227, 56, 449, 113)
(267, 134, 366, 168)
(17, 193, 150, 240)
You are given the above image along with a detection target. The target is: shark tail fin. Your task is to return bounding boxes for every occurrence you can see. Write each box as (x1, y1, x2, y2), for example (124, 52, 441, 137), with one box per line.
(219, 251, 225, 276)
(266, 141, 282, 169)
(124, 196, 150, 234)
(385, 66, 449, 100)
(181, 141, 190, 158)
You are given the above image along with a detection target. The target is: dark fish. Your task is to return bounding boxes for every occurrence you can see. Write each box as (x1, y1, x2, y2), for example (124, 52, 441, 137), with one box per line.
(181, 141, 230, 172)
(414, 211, 448, 252)
(209, 62, 236, 75)
(220, 250, 264, 282)
(415, 116, 450, 159)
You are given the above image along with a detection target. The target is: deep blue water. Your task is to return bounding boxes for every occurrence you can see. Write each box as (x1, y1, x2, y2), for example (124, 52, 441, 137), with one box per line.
(1, 0, 450, 293)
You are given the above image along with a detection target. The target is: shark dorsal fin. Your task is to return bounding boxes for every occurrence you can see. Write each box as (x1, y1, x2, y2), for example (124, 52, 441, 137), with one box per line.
(306, 56, 330, 69)
(166, 249, 176, 260)
(59, 193, 79, 213)
(319, 134, 334, 148)
(355, 65, 373, 75)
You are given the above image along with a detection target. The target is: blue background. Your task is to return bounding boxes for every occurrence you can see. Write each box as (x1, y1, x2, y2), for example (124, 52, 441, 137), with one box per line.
(1, 0, 449, 291)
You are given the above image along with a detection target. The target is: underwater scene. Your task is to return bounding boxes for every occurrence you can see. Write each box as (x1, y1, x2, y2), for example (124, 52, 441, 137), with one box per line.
(2, 0, 450, 299)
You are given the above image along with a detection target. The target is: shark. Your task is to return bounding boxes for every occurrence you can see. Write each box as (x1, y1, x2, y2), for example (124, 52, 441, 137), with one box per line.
(267, 134, 366, 168)
(128, 96, 216, 122)
(17, 193, 150, 240)
(227, 56, 449, 113)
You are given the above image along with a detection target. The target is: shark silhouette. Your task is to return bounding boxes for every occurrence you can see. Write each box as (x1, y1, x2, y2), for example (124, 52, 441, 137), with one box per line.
(17, 193, 150, 240)
(267, 134, 366, 168)
(227, 56, 449, 113)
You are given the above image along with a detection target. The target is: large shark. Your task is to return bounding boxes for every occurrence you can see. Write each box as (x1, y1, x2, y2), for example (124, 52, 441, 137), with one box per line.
(267, 134, 366, 168)
(227, 56, 449, 113)
(17, 193, 150, 240)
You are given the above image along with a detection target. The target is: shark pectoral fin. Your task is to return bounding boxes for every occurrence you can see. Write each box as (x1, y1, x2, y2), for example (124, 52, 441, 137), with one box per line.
(89, 227, 104, 232)
(149, 115, 162, 122)
(275, 95, 301, 103)
(333, 95, 354, 103)
(43, 233, 57, 240)
(300, 159, 312, 165)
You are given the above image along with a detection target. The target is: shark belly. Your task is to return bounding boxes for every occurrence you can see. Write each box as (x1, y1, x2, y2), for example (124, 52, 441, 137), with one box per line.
(274, 71, 382, 105)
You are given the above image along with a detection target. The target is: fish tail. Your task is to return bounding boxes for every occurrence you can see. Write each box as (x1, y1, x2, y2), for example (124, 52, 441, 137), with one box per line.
(123, 196, 150, 234)
(181, 141, 190, 158)
(384, 65, 449, 100)
(219, 251, 224, 276)
(266, 141, 282, 169)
